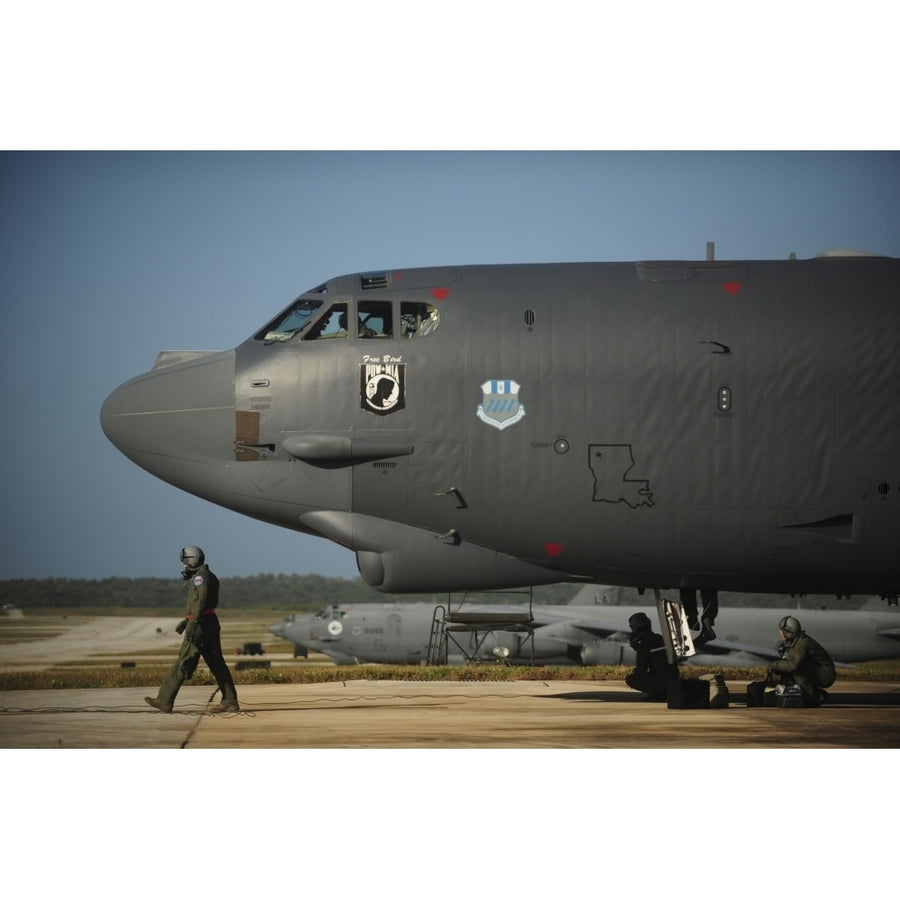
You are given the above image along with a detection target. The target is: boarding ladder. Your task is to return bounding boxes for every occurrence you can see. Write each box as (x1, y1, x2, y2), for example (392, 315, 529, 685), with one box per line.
(427, 604, 449, 664)
(654, 588, 696, 665)
(427, 589, 536, 665)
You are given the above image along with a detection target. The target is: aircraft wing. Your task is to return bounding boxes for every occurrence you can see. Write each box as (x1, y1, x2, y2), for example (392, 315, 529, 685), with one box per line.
(681, 637, 859, 668)
(453, 604, 624, 634)
(688, 638, 781, 660)
(531, 613, 862, 668)
(530, 616, 773, 657)
(536, 620, 629, 640)
(527, 614, 632, 647)
(574, 623, 632, 639)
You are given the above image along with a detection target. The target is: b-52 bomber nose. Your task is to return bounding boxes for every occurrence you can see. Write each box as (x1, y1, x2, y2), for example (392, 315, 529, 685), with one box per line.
(100, 349, 236, 494)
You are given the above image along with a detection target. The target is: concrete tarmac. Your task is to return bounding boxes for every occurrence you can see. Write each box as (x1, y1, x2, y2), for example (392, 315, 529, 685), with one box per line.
(2, 678, 899, 748)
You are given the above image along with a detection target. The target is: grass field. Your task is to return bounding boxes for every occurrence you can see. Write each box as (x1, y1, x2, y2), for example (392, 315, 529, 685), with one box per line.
(3, 608, 900, 691)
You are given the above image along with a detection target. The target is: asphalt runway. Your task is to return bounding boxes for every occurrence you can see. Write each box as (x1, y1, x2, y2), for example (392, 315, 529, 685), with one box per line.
(3, 614, 899, 748)
(0, 615, 183, 670)
(2, 678, 899, 748)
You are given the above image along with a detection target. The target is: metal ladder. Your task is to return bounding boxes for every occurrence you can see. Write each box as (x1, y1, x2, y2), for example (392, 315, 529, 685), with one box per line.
(427, 604, 448, 664)
(427, 589, 536, 664)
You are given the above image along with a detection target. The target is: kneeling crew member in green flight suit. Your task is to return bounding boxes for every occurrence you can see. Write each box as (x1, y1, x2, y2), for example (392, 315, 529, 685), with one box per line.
(145, 546, 239, 714)
(767, 615, 835, 707)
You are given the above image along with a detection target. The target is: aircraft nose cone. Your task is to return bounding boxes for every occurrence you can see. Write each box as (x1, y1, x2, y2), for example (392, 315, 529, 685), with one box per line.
(100, 350, 236, 487)
(99, 380, 142, 453)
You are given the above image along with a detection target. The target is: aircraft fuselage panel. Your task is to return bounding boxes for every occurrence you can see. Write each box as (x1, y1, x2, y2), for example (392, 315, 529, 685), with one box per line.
(101, 255, 900, 595)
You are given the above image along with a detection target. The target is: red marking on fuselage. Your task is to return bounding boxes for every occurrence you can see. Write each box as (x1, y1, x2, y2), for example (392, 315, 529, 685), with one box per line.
(431, 287, 450, 301)
(723, 282, 742, 295)
(544, 542, 563, 558)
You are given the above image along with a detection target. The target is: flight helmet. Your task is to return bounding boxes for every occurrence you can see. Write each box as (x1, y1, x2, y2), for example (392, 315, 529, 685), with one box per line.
(628, 612, 652, 632)
(778, 615, 802, 642)
(180, 546, 205, 571)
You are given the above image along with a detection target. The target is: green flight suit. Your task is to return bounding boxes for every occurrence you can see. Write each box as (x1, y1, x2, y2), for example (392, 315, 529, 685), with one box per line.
(156, 564, 238, 708)
(769, 631, 835, 706)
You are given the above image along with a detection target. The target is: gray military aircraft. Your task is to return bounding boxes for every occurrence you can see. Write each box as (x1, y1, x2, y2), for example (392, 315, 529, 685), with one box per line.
(101, 248, 900, 662)
(269, 587, 900, 667)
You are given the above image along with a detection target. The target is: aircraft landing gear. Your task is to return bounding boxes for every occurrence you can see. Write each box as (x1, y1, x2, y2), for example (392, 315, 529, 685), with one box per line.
(654, 589, 697, 667)
(654, 590, 714, 709)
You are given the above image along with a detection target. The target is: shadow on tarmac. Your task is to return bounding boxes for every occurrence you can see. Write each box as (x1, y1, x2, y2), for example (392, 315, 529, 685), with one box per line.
(547, 688, 900, 706)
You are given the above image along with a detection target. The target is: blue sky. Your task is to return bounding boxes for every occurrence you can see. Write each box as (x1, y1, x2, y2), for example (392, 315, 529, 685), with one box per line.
(1, 151, 898, 579)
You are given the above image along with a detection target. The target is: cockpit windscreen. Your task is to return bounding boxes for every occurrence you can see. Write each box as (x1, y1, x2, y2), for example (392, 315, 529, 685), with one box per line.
(254, 296, 441, 343)
(255, 298, 324, 342)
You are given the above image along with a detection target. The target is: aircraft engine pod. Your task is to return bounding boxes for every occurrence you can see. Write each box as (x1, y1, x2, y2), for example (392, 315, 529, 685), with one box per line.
(300, 510, 562, 593)
(356, 550, 385, 589)
(581, 640, 635, 666)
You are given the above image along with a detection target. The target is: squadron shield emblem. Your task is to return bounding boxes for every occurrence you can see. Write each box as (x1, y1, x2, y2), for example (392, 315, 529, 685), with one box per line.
(361, 361, 406, 415)
(476, 379, 526, 431)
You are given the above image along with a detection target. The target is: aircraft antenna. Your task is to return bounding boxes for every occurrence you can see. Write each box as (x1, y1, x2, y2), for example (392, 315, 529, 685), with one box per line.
(706, 241, 715, 261)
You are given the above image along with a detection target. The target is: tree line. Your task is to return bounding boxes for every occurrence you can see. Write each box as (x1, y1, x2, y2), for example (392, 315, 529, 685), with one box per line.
(1, 575, 874, 612)
(0, 575, 582, 612)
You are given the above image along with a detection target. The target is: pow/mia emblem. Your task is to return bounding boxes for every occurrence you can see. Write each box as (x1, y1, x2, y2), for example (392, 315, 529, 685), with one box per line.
(361, 361, 406, 415)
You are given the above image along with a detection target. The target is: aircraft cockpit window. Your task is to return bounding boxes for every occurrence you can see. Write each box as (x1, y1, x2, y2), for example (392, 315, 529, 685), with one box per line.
(313, 606, 347, 620)
(400, 301, 440, 338)
(304, 303, 349, 340)
(257, 298, 440, 343)
(315, 606, 345, 620)
(256, 298, 324, 342)
(358, 301, 392, 338)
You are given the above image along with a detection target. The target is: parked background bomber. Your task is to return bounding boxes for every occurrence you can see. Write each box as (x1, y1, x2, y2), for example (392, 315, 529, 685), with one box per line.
(269, 589, 900, 668)
(101, 248, 900, 608)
